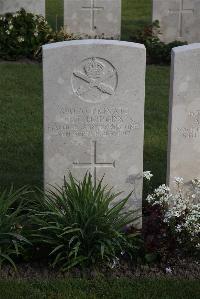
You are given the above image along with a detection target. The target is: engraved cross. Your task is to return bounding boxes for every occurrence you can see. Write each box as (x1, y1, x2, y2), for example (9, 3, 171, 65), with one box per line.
(73, 140, 115, 185)
(169, 0, 194, 38)
(82, 0, 104, 31)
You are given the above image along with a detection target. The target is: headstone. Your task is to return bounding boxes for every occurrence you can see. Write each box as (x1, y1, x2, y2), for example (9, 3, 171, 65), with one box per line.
(0, 0, 45, 16)
(167, 43, 200, 189)
(43, 40, 146, 226)
(64, 0, 121, 39)
(152, 0, 200, 43)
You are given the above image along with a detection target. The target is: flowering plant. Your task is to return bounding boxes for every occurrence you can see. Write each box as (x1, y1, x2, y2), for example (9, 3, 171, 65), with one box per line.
(146, 177, 200, 254)
(0, 9, 52, 60)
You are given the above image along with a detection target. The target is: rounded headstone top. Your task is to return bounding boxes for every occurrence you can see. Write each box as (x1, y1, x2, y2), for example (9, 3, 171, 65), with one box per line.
(42, 39, 146, 51)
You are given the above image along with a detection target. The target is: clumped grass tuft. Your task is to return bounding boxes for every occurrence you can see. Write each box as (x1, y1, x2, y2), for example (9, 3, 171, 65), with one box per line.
(29, 173, 140, 271)
(0, 186, 31, 270)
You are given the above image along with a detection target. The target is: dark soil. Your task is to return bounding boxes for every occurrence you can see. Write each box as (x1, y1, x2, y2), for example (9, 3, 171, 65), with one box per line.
(0, 258, 199, 280)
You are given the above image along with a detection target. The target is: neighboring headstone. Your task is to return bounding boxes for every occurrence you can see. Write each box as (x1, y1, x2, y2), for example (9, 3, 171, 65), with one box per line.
(64, 0, 121, 39)
(0, 0, 45, 16)
(167, 43, 200, 189)
(43, 40, 146, 226)
(152, 0, 200, 43)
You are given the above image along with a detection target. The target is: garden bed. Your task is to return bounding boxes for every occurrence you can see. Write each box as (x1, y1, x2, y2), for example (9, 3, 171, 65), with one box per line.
(1, 257, 199, 280)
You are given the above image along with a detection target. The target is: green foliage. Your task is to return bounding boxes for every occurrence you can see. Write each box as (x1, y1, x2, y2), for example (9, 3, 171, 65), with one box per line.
(0, 8, 79, 61)
(130, 21, 187, 64)
(29, 173, 140, 271)
(122, 0, 152, 41)
(0, 9, 52, 60)
(0, 186, 31, 270)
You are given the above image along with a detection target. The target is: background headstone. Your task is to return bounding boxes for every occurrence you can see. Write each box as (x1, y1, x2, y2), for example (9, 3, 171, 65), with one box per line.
(167, 43, 200, 189)
(64, 0, 121, 39)
(0, 0, 45, 16)
(152, 0, 200, 43)
(43, 40, 146, 226)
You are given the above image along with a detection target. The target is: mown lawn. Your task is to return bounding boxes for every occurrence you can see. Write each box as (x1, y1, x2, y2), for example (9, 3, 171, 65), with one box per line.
(0, 278, 199, 299)
(0, 64, 169, 190)
(0, 63, 43, 189)
(122, 0, 152, 40)
(46, 0, 63, 31)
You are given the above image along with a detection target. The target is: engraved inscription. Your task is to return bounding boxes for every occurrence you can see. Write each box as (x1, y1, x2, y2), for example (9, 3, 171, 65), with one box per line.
(176, 110, 200, 138)
(48, 106, 140, 138)
(72, 58, 118, 103)
(168, 0, 194, 38)
(81, 0, 104, 31)
(73, 140, 115, 184)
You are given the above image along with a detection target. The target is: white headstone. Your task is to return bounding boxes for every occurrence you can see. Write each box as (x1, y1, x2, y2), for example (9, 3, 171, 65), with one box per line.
(0, 0, 45, 16)
(152, 0, 200, 43)
(167, 43, 200, 189)
(64, 0, 121, 39)
(43, 40, 146, 226)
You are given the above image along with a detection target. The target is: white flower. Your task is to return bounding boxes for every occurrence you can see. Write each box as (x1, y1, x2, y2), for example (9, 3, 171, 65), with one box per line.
(174, 177, 184, 184)
(143, 171, 153, 181)
(111, 257, 119, 269)
(165, 267, 172, 274)
(5, 30, 10, 35)
(146, 194, 154, 203)
(34, 31, 39, 37)
(9, 25, 13, 30)
(17, 36, 24, 43)
(175, 224, 183, 232)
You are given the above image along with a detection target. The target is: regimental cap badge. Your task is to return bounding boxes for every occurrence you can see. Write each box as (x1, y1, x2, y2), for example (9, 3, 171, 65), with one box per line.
(84, 58, 105, 79)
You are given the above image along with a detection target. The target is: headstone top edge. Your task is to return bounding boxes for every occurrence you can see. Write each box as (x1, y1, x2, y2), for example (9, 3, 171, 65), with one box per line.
(172, 43, 200, 54)
(42, 40, 145, 51)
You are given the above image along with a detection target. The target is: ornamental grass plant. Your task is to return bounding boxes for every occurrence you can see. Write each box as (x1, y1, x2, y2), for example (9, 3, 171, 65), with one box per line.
(28, 173, 140, 271)
(0, 186, 31, 270)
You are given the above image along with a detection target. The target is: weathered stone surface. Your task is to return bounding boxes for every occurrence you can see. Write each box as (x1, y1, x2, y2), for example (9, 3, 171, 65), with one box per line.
(0, 0, 45, 16)
(43, 40, 146, 226)
(152, 0, 200, 43)
(167, 43, 200, 189)
(64, 0, 121, 39)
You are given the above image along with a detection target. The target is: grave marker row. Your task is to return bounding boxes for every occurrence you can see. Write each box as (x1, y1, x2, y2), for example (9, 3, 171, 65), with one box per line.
(43, 39, 200, 228)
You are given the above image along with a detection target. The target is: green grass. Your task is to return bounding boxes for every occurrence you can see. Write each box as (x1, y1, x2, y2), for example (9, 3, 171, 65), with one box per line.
(144, 66, 170, 189)
(0, 64, 170, 190)
(0, 278, 199, 299)
(122, 0, 152, 40)
(46, 0, 63, 31)
(0, 63, 43, 189)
